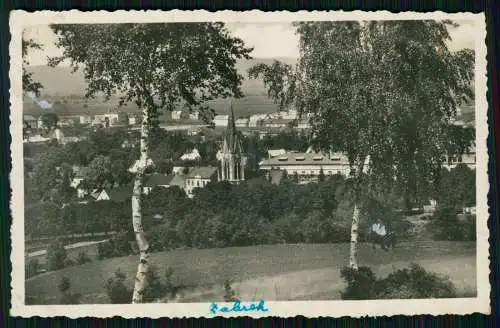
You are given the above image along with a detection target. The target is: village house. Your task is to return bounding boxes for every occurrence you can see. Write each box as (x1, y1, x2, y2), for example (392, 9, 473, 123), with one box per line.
(180, 148, 202, 161)
(267, 149, 287, 159)
(248, 114, 265, 127)
(213, 115, 229, 127)
(96, 185, 133, 202)
(189, 111, 200, 120)
(259, 151, 352, 182)
(235, 118, 249, 128)
(184, 166, 218, 198)
(263, 119, 292, 129)
(443, 144, 476, 170)
(23, 115, 38, 129)
(143, 173, 174, 194)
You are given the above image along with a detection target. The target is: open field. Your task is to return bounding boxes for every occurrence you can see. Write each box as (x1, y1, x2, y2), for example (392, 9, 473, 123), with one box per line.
(26, 241, 476, 304)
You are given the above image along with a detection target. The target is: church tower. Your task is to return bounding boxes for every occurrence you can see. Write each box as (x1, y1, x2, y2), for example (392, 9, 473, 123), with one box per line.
(219, 104, 247, 183)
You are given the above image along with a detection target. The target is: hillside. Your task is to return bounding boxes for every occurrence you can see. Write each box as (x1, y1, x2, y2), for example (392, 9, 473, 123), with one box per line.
(25, 241, 476, 304)
(23, 58, 297, 117)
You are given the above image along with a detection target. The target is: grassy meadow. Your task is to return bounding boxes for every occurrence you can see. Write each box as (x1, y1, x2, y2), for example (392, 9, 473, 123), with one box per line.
(26, 241, 476, 304)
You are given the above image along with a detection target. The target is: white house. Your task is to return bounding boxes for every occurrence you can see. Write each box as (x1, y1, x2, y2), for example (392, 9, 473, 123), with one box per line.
(296, 120, 311, 130)
(171, 111, 183, 120)
(281, 109, 298, 120)
(263, 119, 292, 129)
(189, 111, 200, 120)
(235, 118, 249, 128)
(184, 166, 218, 198)
(267, 149, 287, 159)
(259, 151, 352, 182)
(128, 116, 137, 125)
(443, 144, 476, 170)
(214, 115, 229, 127)
(180, 148, 202, 161)
(248, 114, 265, 127)
(79, 115, 92, 125)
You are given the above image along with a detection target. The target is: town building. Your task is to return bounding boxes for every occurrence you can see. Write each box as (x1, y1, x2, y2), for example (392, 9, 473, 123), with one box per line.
(235, 118, 249, 128)
(214, 115, 229, 127)
(171, 110, 183, 120)
(443, 144, 476, 170)
(259, 151, 351, 182)
(218, 105, 247, 183)
(263, 119, 292, 129)
(184, 166, 218, 198)
(189, 111, 200, 120)
(23, 115, 38, 129)
(180, 148, 202, 161)
(267, 149, 286, 159)
(281, 109, 299, 120)
(143, 173, 174, 195)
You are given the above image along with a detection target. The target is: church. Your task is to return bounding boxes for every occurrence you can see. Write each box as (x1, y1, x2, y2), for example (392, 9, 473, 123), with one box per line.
(217, 104, 247, 183)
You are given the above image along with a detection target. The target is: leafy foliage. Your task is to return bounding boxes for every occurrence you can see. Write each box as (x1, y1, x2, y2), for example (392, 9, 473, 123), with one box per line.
(47, 239, 68, 271)
(249, 21, 474, 208)
(49, 23, 253, 125)
(223, 280, 238, 302)
(58, 276, 82, 304)
(428, 207, 476, 241)
(340, 264, 456, 300)
(26, 258, 40, 279)
(22, 36, 43, 96)
(105, 269, 133, 304)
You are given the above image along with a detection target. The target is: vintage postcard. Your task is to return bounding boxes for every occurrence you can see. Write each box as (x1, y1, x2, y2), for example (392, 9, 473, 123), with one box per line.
(9, 10, 490, 318)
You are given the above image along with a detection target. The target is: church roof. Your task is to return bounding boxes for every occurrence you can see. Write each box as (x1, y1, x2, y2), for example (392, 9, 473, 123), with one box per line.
(222, 104, 244, 155)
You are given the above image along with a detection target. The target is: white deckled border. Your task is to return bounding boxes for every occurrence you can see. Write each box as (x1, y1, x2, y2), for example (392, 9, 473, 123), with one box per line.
(9, 9, 490, 318)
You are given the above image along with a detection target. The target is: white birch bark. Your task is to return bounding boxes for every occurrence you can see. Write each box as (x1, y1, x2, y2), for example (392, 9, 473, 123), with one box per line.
(349, 203, 360, 270)
(348, 155, 370, 270)
(131, 107, 150, 303)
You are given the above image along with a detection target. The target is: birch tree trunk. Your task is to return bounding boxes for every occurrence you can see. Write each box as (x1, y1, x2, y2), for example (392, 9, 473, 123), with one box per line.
(131, 107, 151, 303)
(349, 203, 360, 270)
(349, 155, 370, 270)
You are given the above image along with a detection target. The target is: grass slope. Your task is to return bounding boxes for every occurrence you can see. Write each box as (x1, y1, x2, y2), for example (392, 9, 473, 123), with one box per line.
(26, 241, 476, 304)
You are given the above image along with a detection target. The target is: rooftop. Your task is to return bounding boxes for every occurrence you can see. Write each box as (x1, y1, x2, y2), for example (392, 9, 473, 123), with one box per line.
(186, 166, 218, 179)
(260, 152, 350, 166)
(143, 173, 174, 187)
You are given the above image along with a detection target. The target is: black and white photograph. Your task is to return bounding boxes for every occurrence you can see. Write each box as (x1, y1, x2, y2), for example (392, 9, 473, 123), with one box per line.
(9, 10, 489, 317)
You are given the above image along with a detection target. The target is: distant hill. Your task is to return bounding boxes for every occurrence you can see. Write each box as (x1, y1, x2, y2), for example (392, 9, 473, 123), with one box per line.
(23, 58, 297, 117)
(25, 57, 297, 98)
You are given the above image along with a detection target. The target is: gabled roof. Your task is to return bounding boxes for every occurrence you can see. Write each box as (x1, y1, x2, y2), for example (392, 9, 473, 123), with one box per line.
(169, 174, 186, 188)
(107, 185, 133, 202)
(143, 173, 174, 187)
(186, 166, 218, 179)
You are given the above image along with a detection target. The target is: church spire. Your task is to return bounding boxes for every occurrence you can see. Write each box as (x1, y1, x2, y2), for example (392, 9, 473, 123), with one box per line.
(227, 102, 236, 137)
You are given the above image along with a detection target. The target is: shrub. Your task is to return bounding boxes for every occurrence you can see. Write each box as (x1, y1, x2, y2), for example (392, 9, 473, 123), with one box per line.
(58, 276, 81, 304)
(143, 265, 167, 303)
(340, 266, 377, 300)
(223, 280, 238, 302)
(76, 251, 91, 265)
(340, 264, 457, 300)
(26, 258, 40, 279)
(375, 264, 456, 299)
(47, 239, 68, 271)
(429, 207, 475, 241)
(98, 232, 134, 260)
(105, 269, 132, 304)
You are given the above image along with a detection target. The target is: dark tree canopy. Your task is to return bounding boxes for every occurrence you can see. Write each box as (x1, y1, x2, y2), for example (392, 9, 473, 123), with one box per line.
(22, 37, 43, 96)
(249, 20, 474, 206)
(49, 23, 253, 124)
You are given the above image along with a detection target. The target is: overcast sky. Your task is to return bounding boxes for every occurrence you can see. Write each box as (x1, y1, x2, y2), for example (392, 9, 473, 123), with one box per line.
(24, 20, 476, 66)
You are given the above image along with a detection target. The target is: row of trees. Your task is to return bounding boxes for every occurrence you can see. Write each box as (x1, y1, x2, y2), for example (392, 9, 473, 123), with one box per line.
(25, 161, 475, 243)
